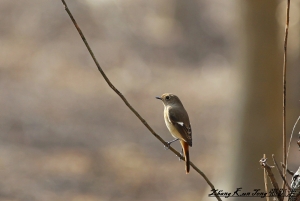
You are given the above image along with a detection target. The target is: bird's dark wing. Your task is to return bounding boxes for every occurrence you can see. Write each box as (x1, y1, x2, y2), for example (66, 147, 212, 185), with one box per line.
(168, 107, 192, 147)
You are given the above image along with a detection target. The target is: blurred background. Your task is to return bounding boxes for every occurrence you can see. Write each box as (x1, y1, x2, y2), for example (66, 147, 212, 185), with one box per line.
(0, 0, 300, 200)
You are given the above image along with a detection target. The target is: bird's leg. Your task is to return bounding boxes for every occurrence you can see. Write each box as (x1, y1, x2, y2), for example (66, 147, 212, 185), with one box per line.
(164, 138, 179, 150)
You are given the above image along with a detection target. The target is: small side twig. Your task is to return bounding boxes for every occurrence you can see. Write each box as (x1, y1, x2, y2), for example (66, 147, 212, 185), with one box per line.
(287, 116, 300, 162)
(260, 158, 283, 201)
(282, 163, 295, 176)
(272, 155, 291, 191)
(263, 154, 270, 201)
(60, 1, 222, 201)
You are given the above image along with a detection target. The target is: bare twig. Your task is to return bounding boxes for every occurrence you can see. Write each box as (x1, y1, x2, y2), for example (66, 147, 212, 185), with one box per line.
(272, 155, 291, 191)
(60, 1, 222, 201)
(287, 116, 300, 161)
(263, 154, 270, 201)
(260, 158, 283, 201)
(282, 162, 295, 176)
(282, 0, 291, 189)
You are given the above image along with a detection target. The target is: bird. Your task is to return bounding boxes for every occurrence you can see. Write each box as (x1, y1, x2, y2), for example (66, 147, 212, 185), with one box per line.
(156, 93, 192, 173)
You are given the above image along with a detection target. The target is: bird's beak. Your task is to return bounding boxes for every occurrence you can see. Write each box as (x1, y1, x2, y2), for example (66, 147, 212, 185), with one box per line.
(155, 96, 162, 100)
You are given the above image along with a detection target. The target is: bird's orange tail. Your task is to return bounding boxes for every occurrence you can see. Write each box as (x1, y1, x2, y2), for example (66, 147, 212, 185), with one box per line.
(180, 140, 190, 174)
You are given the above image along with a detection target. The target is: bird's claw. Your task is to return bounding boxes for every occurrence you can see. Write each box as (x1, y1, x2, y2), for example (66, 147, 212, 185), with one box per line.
(163, 138, 179, 150)
(164, 143, 171, 150)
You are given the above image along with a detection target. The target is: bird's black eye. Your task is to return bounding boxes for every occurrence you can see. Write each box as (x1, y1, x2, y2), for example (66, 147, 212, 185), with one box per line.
(165, 96, 170, 100)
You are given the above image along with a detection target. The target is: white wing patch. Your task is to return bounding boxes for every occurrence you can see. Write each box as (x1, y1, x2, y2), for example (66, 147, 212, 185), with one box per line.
(177, 122, 184, 126)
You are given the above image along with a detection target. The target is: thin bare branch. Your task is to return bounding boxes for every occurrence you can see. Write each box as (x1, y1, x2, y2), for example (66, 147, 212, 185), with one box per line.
(60, 1, 222, 200)
(281, 162, 295, 176)
(263, 154, 270, 201)
(287, 116, 300, 159)
(272, 155, 291, 191)
(260, 158, 283, 201)
(282, 0, 291, 189)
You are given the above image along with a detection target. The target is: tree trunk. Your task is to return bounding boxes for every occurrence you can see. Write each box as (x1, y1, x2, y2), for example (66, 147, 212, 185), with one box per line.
(232, 1, 282, 199)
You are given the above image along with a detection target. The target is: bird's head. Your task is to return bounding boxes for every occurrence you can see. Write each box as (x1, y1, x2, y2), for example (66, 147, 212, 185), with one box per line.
(156, 93, 183, 107)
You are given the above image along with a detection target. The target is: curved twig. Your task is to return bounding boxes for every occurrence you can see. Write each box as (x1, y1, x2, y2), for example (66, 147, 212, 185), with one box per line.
(272, 155, 291, 191)
(60, 1, 222, 201)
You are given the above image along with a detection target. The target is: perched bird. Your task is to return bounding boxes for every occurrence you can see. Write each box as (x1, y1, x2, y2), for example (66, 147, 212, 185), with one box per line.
(156, 93, 192, 173)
